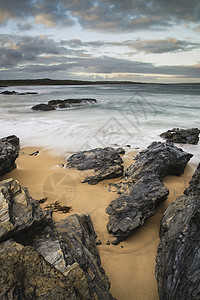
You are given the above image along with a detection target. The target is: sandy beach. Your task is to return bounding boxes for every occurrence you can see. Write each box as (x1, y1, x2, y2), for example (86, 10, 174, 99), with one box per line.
(0, 146, 197, 300)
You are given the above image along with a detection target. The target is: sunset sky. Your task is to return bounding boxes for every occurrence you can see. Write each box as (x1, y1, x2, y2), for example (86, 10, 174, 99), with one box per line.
(0, 0, 200, 83)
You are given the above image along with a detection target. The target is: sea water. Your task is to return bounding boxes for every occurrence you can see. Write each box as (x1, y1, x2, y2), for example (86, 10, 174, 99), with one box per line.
(0, 83, 200, 161)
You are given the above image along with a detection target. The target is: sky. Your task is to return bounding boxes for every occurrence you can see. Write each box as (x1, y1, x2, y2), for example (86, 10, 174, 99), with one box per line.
(0, 0, 200, 83)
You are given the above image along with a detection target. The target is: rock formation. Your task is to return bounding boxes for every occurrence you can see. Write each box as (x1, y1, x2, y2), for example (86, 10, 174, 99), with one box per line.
(66, 147, 125, 184)
(156, 163, 200, 300)
(0, 90, 38, 95)
(160, 127, 200, 144)
(32, 98, 97, 111)
(0, 135, 19, 176)
(0, 178, 114, 299)
(105, 142, 193, 244)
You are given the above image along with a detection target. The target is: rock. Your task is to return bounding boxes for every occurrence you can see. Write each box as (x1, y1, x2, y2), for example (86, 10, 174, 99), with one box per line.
(0, 90, 18, 95)
(0, 240, 85, 300)
(0, 135, 20, 176)
(0, 179, 48, 242)
(66, 147, 125, 184)
(32, 103, 56, 111)
(48, 98, 97, 107)
(32, 98, 97, 111)
(56, 214, 114, 300)
(155, 164, 200, 300)
(0, 90, 38, 95)
(106, 142, 193, 244)
(0, 179, 114, 299)
(96, 239, 102, 245)
(160, 127, 200, 144)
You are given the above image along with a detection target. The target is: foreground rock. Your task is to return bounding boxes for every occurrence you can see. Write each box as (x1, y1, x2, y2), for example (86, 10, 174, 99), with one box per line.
(57, 215, 113, 299)
(160, 127, 200, 144)
(0, 179, 48, 242)
(0, 135, 19, 176)
(32, 98, 97, 111)
(156, 164, 200, 300)
(0, 179, 114, 299)
(0, 240, 83, 300)
(106, 142, 193, 244)
(66, 147, 125, 184)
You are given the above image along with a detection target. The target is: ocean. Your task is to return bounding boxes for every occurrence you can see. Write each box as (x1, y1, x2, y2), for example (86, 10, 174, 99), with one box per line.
(0, 83, 200, 161)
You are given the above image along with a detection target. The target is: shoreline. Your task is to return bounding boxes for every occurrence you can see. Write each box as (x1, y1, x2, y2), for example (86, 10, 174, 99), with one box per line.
(0, 145, 197, 299)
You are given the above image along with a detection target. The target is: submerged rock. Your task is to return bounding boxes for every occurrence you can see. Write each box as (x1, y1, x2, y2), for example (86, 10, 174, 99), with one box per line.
(160, 127, 200, 144)
(66, 147, 125, 184)
(106, 142, 193, 244)
(0, 135, 19, 176)
(32, 98, 97, 111)
(32, 103, 56, 111)
(0, 90, 38, 95)
(156, 164, 200, 300)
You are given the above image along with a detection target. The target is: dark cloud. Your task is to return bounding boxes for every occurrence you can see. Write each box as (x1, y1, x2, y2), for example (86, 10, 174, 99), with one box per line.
(0, 34, 88, 67)
(0, 0, 200, 31)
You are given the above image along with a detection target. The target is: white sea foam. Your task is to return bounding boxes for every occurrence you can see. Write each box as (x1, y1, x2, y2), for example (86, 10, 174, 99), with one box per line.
(0, 84, 200, 159)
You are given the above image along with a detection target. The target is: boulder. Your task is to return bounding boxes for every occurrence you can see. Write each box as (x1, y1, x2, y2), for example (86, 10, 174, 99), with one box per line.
(0, 135, 19, 176)
(160, 127, 200, 144)
(106, 142, 193, 244)
(66, 147, 125, 184)
(155, 164, 200, 300)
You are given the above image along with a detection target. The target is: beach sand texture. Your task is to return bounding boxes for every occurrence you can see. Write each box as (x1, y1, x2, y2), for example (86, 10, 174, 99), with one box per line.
(0, 147, 196, 300)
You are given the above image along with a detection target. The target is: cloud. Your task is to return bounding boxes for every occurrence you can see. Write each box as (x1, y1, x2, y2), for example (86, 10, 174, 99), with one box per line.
(62, 37, 200, 54)
(0, 0, 200, 31)
(119, 38, 200, 54)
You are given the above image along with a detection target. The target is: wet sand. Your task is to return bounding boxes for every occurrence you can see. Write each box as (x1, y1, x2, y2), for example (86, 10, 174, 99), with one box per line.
(0, 146, 197, 300)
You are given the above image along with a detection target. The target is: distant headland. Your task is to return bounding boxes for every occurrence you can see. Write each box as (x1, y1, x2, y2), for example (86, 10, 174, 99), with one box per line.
(0, 78, 199, 86)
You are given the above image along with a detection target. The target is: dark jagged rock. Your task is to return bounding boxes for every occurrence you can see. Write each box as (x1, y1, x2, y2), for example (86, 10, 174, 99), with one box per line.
(160, 127, 200, 144)
(156, 164, 200, 300)
(0, 179, 114, 299)
(106, 142, 193, 244)
(0, 240, 85, 300)
(32, 98, 97, 111)
(66, 147, 125, 185)
(32, 103, 56, 111)
(0, 179, 49, 242)
(57, 215, 114, 300)
(0, 90, 38, 95)
(0, 135, 20, 176)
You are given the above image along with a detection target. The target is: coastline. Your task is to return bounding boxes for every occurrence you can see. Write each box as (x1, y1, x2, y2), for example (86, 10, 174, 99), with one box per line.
(0, 146, 197, 300)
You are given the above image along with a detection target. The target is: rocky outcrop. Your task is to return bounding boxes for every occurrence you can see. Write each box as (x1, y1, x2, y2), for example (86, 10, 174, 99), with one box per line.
(32, 103, 56, 111)
(0, 179, 114, 299)
(0, 179, 48, 242)
(32, 98, 97, 111)
(106, 142, 193, 244)
(160, 127, 200, 144)
(0, 90, 38, 95)
(0, 135, 19, 176)
(156, 164, 200, 300)
(0, 240, 85, 300)
(66, 147, 125, 184)
(57, 215, 113, 300)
